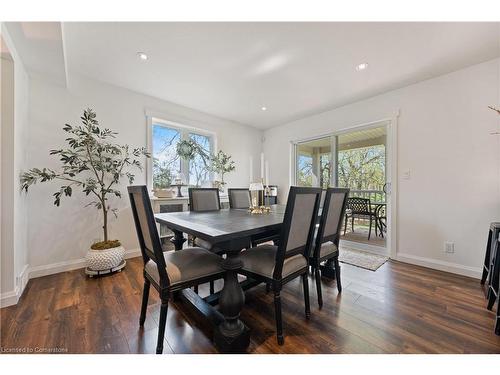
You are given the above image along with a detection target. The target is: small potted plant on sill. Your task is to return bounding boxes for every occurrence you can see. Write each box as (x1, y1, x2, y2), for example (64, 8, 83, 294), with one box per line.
(152, 157, 175, 198)
(20, 108, 150, 276)
(210, 150, 235, 193)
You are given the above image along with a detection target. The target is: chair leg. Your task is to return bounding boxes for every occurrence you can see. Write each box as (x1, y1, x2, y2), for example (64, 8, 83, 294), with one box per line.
(344, 215, 348, 235)
(368, 217, 372, 240)
(139, 280, 150, 326)
(156, 298, 169, 354)
(314, 268, 323, 308)
(334, 256, 342, 293)
(210, 281, 215, 295)
(302, 273, 311, 319)
(193, 285, 199, 294)
(495, 297, 500, 335)
(274, 290, 284, 345)
(482, 230, 492, 285)
(351, 216, 354, 232)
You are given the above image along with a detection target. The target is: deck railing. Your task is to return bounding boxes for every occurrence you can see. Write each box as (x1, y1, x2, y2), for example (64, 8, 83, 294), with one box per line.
(348, 189, 385, 203)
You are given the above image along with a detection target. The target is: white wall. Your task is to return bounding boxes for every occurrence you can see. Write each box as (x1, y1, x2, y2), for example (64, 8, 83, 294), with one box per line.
(26, 73, 263, 271)
(263, 58, 500, 278)
(0, 25, 30, 307)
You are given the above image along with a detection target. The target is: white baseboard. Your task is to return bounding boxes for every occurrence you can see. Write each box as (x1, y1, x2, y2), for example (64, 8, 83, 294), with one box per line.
(0, 249, 142, 307)
(0, 264, 30, 308)
(29, 248, 142, 279)
(395, 252, 482, 279)
(0, 290, 19, 308)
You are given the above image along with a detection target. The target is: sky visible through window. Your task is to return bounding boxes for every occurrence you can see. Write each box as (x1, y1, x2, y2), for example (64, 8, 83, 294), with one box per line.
(152, 125, 181, 188)
(152, 124, 213, 188)
(189, 133, 212, 187)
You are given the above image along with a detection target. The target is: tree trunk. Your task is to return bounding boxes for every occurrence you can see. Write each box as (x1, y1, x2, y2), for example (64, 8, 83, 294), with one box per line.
(101, 191, 108, 242)
(102, 207, 108, 242)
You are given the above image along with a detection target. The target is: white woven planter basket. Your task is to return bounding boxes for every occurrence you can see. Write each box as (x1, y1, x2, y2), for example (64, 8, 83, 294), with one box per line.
(85, 245, 126, 271)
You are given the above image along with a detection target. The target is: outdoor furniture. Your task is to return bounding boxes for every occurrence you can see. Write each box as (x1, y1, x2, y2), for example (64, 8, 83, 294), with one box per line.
(238, 186, 322, 345)
(127, 185, 225, 354)
(310, 188, 349, 306)
(344, 197, 378, 240)
(373, 202, 387, 237)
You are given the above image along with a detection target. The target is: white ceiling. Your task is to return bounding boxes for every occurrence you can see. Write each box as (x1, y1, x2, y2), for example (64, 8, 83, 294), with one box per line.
(4, 22, 66, 85)
(7, 22, 500, 129)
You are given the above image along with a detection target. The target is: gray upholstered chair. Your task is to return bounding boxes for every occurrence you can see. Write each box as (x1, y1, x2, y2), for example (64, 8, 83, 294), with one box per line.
(188, 187, 223, 294)
(127, 185, 224, 354)
(188, 187, 222, 251)
(238, 186, 322, 345)
(228, 188, 252, 209)
(189, 187, 221, 212)
(310, 188, 349, 307)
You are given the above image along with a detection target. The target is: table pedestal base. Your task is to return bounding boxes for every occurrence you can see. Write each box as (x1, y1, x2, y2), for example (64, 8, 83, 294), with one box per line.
(214, 324, 250, 353)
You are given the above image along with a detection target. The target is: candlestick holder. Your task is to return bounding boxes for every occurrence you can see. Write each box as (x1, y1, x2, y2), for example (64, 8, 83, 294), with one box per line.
(248, 179, 271, 214)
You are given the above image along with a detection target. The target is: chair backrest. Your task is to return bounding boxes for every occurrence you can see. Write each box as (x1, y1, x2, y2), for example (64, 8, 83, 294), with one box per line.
(188, 188, 221, 211)
(347, 197, 370, 214)
(128, 185, 170, 287)
(273, 186, 322, 279)
(313, 188, 350, 259)
(228, 188, 252, 209)
(319, 189, 326, 208)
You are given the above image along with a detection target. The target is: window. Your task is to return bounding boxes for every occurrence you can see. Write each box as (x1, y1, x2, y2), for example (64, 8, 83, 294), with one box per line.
(149, 118, 215, 189)
(297, 153, 313, 187)
(295, 137, 332, 188)
(152, 125, 181, 189)
(293, 126, 387, 195)
(189, 132, 212, 187)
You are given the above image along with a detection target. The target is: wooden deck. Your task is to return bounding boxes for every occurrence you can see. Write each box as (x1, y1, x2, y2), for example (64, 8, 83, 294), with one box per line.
(1, 255, 499, 354)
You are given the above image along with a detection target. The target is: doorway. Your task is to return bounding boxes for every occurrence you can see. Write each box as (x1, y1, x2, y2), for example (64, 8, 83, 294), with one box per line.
(293, 119, 395, 257)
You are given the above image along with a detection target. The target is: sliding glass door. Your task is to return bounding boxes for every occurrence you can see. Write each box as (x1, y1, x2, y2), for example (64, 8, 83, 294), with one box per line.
(295, 136, 334, 188)
(293, 124, 388, 251)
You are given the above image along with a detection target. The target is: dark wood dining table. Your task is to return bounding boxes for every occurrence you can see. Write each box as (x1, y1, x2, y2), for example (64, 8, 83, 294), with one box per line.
(154, 205, 336, 352)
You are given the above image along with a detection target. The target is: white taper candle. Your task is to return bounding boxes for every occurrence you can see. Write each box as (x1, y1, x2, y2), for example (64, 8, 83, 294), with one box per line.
(249, 156, 253, 183)
(265, 161, 269, 187)
(260, 153, 265, 179)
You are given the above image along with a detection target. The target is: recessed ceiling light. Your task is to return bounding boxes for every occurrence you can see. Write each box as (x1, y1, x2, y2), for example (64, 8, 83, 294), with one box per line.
(356, 63, 368, 71)
(137, 52, 148, 61)
(261, 106, 267, 111)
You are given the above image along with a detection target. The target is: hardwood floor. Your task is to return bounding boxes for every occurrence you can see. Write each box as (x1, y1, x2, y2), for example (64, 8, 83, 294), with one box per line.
(1, 256, 499, 354)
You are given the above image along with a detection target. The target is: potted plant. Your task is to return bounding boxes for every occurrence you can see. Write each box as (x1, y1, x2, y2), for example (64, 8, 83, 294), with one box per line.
(152, 157, 174, 198)
(210, 150, 235, 193)
(20, 108, 150, 275)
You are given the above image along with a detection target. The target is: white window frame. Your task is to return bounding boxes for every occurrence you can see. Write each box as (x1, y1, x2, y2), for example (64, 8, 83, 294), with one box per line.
(146, 115, 217, 191)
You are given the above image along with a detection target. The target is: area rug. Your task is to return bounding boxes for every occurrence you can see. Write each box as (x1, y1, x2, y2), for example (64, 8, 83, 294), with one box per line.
(338, 247, 388, 271)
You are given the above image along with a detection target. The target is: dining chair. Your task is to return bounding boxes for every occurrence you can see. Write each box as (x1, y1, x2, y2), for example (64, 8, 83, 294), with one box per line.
(128, 185, 224, 354)
(188, 187, 223, 294)
(310, 188, 349, 307)
(344, 197, 377, 240)
(238, 186, 322, 345)
(228, 188, 252, 209)
(227, 188, 280, 250)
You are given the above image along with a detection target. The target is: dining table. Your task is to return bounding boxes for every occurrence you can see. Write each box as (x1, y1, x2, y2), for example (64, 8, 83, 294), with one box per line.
(154, 205, 335, 352)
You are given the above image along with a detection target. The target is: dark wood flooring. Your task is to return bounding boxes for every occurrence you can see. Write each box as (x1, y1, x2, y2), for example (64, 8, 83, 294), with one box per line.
(1, 256, 499, 353)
